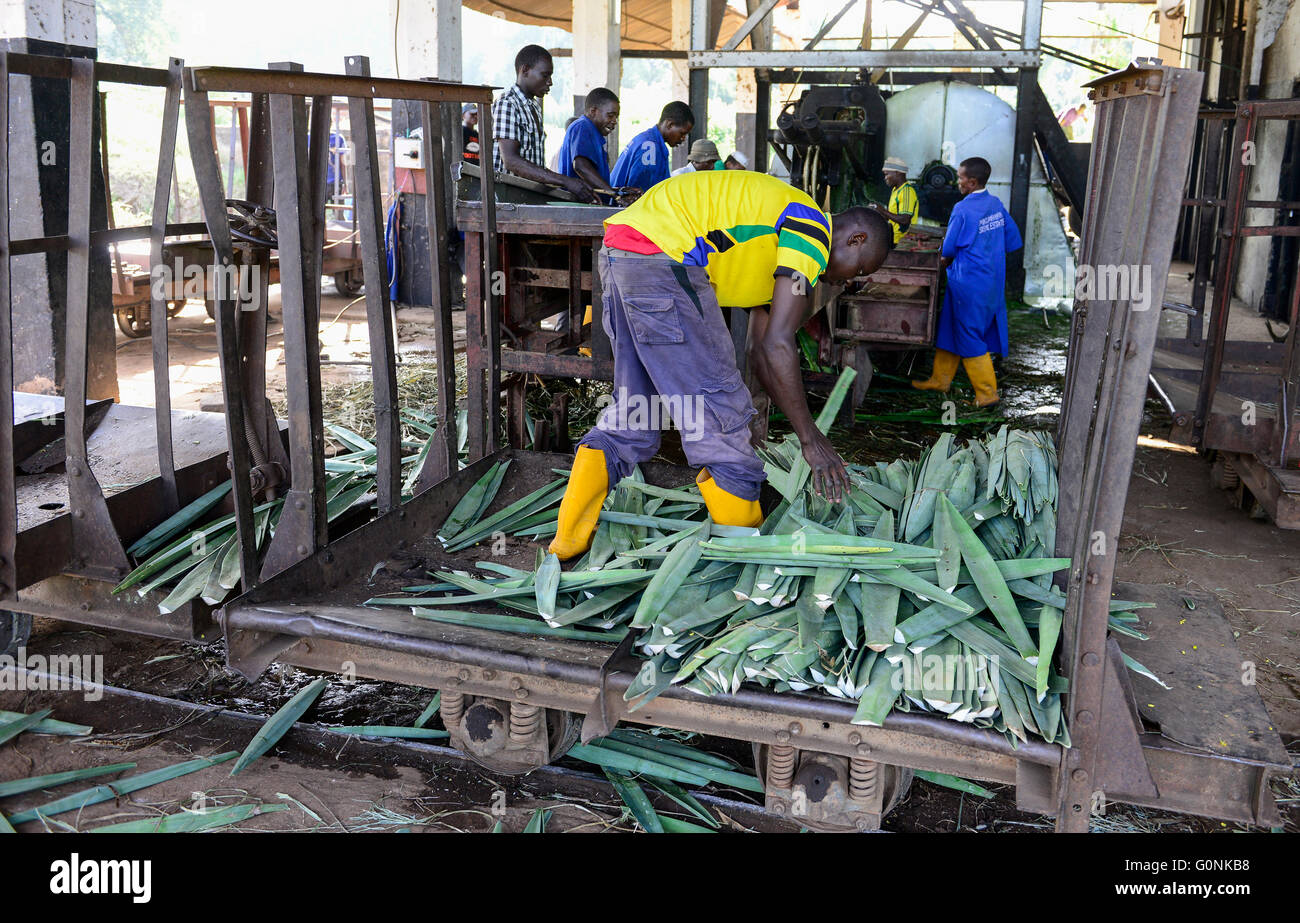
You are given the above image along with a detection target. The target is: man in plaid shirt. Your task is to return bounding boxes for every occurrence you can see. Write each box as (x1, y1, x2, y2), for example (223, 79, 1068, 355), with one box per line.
(492, 45, 598, 203)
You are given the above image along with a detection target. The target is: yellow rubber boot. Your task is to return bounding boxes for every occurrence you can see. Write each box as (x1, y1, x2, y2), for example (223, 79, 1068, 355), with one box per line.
(579, 304, 594, 357)
(548, 446, 609, 560)
(911, 349, 960, 392)
(696, 468, 762, 528)
(962, 353, 1000, 407)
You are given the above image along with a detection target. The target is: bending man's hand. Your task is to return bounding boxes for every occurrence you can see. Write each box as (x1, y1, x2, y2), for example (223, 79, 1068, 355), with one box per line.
(749, 275, 851, 502)
(801, 428, 849, 502)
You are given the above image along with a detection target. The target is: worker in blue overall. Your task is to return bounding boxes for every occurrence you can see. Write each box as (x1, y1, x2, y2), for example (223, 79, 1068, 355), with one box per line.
(912, 156, 1022, 407)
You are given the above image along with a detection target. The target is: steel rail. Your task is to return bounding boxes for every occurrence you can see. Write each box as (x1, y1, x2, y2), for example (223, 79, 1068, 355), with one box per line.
(4, 670, 796, 832)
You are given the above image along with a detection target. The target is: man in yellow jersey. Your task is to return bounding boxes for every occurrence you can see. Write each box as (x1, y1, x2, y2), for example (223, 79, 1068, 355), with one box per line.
(548, 170, 894, 560)
(872, 157, 919, 244)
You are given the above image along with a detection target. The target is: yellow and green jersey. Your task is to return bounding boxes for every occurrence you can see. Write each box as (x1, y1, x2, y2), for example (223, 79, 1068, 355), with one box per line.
(887, 181, 919, 243)
(604, 170, 832, 308)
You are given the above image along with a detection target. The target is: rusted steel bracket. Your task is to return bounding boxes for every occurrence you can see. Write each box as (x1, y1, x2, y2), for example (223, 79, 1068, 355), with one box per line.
(1092, 637, 1158, 803)
(184, 72, 260, 589)
(64, 57, 130, 582)
(580, 629, 641, 742)
(259, 62, 329, 582)
(148, 58, 185, 517)
(1054, 62, 1204, 831)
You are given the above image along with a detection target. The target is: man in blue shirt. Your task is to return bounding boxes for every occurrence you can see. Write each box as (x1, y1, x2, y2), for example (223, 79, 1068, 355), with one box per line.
(558, 87, 630, 201)
(913, 156, 1022, 407)
(610, 101, 694, 193)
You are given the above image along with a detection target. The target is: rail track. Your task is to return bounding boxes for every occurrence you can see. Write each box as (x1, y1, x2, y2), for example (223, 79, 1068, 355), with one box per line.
(2, 667, 799, 833)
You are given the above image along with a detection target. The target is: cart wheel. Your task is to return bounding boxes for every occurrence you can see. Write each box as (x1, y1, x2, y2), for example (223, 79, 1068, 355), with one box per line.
(167, 299, 187, 318)
(226, 199, 278, 248)
(752, 743, 913, 831)
(448, 697, 580, 775)
(0, 610, 32, 658)
(115, 303, 151, 338)
(333, 270, 364, 297)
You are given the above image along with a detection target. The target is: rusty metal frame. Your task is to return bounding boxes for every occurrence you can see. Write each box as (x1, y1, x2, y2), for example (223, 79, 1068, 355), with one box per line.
(457, 203, 615, 455)
(1, 52, 210, 598)
(148, 59, 186, 516)
(1054, 63, 1204, 831)
(1159, 99, 1300, 467)
(1149, 98, 1300, 528)
(345, 57, 401, 513)
(1196, 99, 1300, 462)
(412, 83, 460, 489)
(221, 447, 1066, 812)
(221, 441, 1285, 827)
(832, 248, 942, 399)
(258, 61, 329, 581)
(187, 61, 496, 587)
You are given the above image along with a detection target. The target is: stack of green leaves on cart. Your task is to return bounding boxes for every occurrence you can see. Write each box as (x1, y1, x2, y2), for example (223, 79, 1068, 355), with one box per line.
(369, 369, 1160, 748)
(113, 415, 453, 614)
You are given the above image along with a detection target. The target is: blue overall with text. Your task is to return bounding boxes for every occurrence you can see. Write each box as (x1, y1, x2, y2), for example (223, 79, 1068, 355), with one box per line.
(937, 189, 1023, 358)
(611, 126, 671, 192)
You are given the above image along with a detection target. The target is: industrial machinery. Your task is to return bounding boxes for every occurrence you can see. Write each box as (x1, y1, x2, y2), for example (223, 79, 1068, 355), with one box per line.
(2, 57, 1289, 832)
(915, 161, 962, 223)
(771, 82, 888, 211)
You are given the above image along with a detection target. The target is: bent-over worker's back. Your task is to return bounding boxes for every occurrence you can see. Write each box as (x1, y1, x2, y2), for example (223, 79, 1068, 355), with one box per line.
(603, 170, 832, 308)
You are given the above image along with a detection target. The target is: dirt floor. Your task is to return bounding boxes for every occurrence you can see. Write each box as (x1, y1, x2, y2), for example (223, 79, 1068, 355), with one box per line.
(1115, 439, 1300, 739)
(113, 285, 467, 413)
(6, 273, 1297, 834)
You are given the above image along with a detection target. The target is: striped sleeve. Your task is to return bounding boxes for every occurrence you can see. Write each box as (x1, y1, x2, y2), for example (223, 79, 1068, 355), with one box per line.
(773, 202, 831, 286)
(897, 183, 919, 218)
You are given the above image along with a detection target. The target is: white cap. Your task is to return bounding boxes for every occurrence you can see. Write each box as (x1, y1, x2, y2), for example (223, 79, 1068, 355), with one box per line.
(728, 151, 751, 169)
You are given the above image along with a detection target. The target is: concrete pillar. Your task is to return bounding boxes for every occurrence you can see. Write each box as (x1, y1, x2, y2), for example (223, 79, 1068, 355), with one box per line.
(1, 0, 95, 43)
(1157, 7, 1184, 67)
(389, 0, 461, 298)
(733, 0, 772, 169)
(389, 0, 461, 80)
(572, 0, 621, 155)
(671, 0, 691, 169)
(3, 0, 116, 400)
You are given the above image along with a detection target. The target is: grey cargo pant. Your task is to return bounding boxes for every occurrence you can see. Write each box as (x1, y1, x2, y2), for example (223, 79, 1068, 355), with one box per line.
(579, 249, 766, 501)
